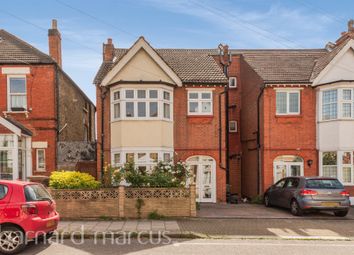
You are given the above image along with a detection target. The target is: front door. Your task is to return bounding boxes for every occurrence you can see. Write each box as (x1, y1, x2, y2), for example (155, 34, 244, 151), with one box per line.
(274, 162, 303, 183)
(187, 156, 216, 203)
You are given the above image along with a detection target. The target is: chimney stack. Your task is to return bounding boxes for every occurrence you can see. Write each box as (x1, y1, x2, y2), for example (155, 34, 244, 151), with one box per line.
(349, 19, 354, 33)
(48, 19, 62, 67)
(103, 38, 114, 62)
(335, 19, 354, 46)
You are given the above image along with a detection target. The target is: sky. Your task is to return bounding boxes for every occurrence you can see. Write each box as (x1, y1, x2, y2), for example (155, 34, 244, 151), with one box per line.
(0, 0, 353, 102)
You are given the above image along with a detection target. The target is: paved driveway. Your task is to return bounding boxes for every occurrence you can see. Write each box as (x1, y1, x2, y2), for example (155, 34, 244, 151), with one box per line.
(197, 203, 354, 219)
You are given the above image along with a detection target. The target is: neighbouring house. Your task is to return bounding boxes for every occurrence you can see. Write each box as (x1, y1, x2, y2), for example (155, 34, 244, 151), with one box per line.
(239, 20, 354, 204)
(0, 20, 96, 181)
(94, 37, 237, 202)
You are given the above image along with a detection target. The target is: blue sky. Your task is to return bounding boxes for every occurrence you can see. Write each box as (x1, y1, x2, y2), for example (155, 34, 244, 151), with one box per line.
(0, 0, 353, 102)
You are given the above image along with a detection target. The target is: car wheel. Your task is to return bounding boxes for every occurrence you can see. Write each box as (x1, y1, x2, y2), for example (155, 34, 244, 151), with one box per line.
(290, 199, 303, 216)
(264, 194, 271, 207)
(334, 210, 349, 217)
(0, 226, 26, 255)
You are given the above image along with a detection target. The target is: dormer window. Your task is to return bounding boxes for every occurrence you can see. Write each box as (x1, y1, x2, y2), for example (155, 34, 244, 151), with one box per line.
(8, 76, 27, 112)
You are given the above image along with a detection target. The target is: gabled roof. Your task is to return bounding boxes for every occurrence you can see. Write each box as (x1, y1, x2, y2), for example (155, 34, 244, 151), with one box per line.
(101, 37, 183, 86)
(0, 29, 54, 64)
(0, 117, 32, 136)
(93, 45, 228, 85)
(231, 49, 327, 83)
(310, 38, 353, 82)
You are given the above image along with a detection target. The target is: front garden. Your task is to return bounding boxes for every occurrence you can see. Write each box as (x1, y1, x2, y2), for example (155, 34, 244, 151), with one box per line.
(48, 160, 197, 219)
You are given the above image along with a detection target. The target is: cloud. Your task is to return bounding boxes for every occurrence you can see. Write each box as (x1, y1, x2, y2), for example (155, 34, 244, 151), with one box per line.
(141, 0, 336, 48)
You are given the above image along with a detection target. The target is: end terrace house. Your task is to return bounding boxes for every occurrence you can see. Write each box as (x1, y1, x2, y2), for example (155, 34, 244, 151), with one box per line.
(0, 20, 95, 181)
(94, 37, 234, 203)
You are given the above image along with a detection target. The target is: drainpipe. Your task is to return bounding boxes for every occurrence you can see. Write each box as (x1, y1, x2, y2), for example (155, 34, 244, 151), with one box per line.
(256, 85, 265, 195)
(100, 86, 108, 180)
(54, 64, 60, 170)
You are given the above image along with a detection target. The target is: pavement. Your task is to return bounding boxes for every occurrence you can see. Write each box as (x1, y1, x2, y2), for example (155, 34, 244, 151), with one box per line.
(22, 239, 354, 255)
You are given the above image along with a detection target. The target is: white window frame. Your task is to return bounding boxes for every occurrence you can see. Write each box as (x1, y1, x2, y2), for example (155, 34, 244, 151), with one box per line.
(7, 75, 27, 112)
(229, 120, 237, 132)
(187, 91, 213, 116)
(275, 89, 301, 115)
(111, 88, 173, 121)
(228, 77, 237, 88)
(36, 149, 46, 171)
(320, 88, 354, 121)
(320, 151, 354, 186)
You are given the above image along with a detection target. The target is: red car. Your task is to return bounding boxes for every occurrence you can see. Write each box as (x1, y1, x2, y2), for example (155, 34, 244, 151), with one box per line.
(0, 180, 59, 254)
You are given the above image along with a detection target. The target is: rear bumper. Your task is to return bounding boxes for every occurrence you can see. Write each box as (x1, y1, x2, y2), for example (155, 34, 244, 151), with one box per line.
(299, 199, 351, 211)
(24, 213, 60, 239)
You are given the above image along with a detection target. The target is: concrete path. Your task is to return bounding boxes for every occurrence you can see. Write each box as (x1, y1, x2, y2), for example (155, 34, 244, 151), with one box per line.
(197, 203, 354, 219)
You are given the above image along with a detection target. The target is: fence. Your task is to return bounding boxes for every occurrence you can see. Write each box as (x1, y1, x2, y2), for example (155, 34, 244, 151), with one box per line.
(50, 184, 196, 219)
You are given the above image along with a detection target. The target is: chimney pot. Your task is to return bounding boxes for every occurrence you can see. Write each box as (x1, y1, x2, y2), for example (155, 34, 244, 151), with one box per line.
(349, 19, 354, 32)
(107, 38, 112, 44)
(52, 19, 57, 29)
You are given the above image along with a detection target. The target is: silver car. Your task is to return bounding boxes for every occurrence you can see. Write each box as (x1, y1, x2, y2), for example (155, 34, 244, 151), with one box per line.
(264, 177, 351, 216)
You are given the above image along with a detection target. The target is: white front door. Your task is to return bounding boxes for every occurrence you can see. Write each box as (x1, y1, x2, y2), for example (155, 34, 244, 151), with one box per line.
(274, 162, 304, 183)
(187, 156, 216, 203)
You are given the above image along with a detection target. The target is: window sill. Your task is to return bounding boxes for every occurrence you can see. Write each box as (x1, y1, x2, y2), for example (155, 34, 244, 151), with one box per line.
(111, 118, 173, 123)
(318, 119, 354, 123)
(3, 110, 29, 117)
(35, 169, 46, 172)
(187, 115, 214, 118)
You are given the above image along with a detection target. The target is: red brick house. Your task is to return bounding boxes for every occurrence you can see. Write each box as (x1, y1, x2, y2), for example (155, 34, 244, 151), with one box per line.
(94, 37, 234, 202)
(239, 20, 354, 204)
(0, 20, 95, 181)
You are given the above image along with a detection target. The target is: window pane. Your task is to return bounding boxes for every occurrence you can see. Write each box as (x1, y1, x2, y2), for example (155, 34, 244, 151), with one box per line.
(138, 102, 146, 117)
(229, 121, 237, 131)
(289, 92, 299, 113)
(343, 152, 351, 164)
(163, 91, 170, 101)
(189, 102, 198, 113)
(37, 150, 45, 169)
(342, 103, 352, 118)
(150, 153, 158, 162)
(0, 135, 14, 147)
(125, 90, 134, 98)
(323, 152, 337, 165)
(276, 92, 287, 114)
(126, 153, 134, 163)
(323, 90, 337, 104)
(149, 90, 158, 99)
(163, 153, 171, 162)
(189, 92, 198, 99)
(322, 103, 337, 120)
(343, 167, 352, 183)
(137, 90, 146, 99)
(114, 153, 120, 165)
(201, 92, 211, 99)
(323, 166, 337, 178)
(343, 89, 352, 100)
(149, 102, 158, 117)
(126, 102, 134, 117)
(163, 103, 170, 119)
(201, 102, 212, 113)
(137, 153, 146, 162)
(10, 78, 26, 93)
(11, 95, 26, 109)
(290, 165, 301, 176)
(114, 103, 120, 119)
(113, 91, 120, 100)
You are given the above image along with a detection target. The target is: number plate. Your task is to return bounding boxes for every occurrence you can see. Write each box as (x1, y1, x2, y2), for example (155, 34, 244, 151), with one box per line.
(46, 220, 55, 228)
(321, 202, 339, 207)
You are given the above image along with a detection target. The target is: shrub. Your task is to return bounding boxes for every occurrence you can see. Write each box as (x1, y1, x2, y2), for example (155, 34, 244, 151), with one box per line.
(49, 171, 101, 189)
(102, 163, 123, 187)
(251, 195, 263, 204)
(147, 210, 165, 220)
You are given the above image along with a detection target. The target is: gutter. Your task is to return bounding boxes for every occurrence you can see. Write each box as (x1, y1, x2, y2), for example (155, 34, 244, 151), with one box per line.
(256, 85, 265, 195)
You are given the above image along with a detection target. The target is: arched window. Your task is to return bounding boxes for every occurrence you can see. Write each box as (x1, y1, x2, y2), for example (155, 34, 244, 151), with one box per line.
(273, 155, 304, 183)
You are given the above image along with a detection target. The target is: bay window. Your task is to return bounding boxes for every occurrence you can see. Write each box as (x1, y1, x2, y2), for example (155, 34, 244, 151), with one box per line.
(8, 76, 27, 111)
(321, 151, 354, 185)
(275, 90, 300, 115)
(188, 91, 213, 115)
(321, 88, 354, 121)
(111, 88, 172, 121)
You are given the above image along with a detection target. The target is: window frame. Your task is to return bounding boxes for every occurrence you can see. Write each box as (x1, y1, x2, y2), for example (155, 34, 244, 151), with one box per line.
(320, 88, 354, 121)
(228, 77, 237, 88)
(187, 90, 213, 116)
(36, 149, 46, 172)
(229, 120, 237, 133)
(275, 89, 301, 116)
(7, 75, 27, 112)
(111, 88, 172, 121)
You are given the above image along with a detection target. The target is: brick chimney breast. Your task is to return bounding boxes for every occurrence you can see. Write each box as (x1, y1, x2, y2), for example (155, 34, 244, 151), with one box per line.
(103, 38, 114, 62)
(48, 19, 62, 67)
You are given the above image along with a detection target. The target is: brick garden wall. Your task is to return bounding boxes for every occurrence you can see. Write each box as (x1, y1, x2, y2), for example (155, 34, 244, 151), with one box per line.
(50, 185, 196, 219)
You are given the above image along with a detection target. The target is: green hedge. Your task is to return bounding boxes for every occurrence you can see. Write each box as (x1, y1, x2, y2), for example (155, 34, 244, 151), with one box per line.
(49, 171, 101, 189)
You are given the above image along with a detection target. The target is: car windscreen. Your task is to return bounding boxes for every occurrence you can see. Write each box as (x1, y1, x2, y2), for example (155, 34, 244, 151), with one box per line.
(24, 184, 52, 202)
(305, 179, 343, 189)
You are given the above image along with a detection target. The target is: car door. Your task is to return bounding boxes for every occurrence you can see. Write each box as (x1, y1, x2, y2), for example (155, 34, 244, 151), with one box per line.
(269, 178, 287, 207)
(281, 178, 299, 208)
(0, 184, 12, 222)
